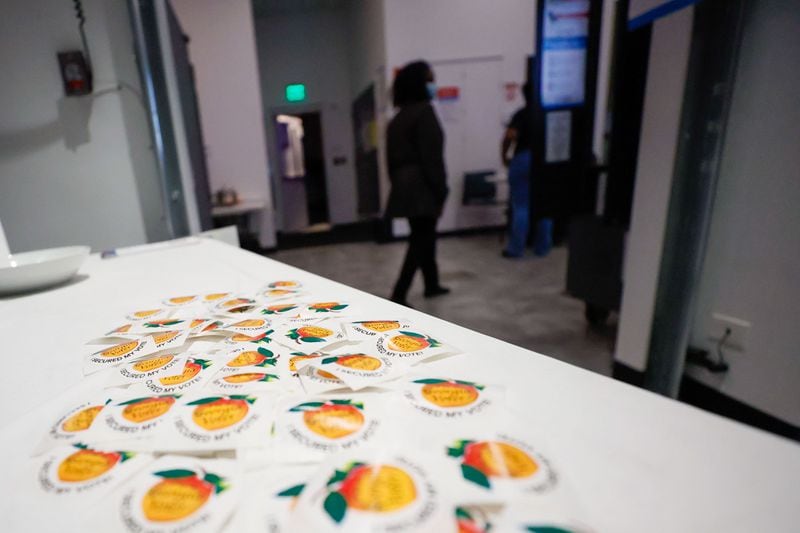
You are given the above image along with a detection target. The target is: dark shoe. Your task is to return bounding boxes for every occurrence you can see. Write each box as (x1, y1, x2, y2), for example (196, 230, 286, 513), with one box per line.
(423, 286, 450, 298)
(534, 218, 553, 257)
(502, 250, 522, 259)
(390, 296, 414, 308)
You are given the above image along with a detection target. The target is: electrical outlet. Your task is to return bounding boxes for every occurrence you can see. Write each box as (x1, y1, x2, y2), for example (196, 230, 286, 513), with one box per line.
(708, 313, 751, 352)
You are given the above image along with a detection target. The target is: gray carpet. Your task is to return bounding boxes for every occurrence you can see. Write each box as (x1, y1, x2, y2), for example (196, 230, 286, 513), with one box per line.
(271, 233, 616, 376)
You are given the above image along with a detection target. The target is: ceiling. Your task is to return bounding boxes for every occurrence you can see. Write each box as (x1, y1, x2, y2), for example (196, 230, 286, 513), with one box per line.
(252, 0, 350, 17)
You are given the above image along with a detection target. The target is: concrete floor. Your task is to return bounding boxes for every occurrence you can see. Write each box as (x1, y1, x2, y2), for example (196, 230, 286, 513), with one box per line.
(271, 233, 617, 376)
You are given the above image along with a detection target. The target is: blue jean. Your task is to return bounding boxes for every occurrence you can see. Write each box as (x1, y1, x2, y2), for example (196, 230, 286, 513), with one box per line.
(505, 150, 532, 257)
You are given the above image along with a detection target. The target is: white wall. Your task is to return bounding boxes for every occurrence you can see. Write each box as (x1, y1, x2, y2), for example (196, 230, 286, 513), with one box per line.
(0, 0, 163, 253)
(383, 0, 535, 233)
(171, 0, 276, 248)
(613, 7, 694, 371)
(254, 9, 358, 228)
(384, 0, 534, 84)
(687, 0, 800, 425)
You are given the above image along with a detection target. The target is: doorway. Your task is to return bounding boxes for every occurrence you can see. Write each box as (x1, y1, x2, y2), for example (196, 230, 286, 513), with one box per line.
(273, 111, 330, 231)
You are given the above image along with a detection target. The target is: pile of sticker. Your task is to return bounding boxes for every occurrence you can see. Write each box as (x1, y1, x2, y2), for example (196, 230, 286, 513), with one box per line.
(31, 280, 592, 532)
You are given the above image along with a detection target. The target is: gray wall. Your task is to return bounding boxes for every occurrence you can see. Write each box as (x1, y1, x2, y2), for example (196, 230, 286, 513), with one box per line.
(687, 0, 800, 425)
(0, 0, 164, 252)
(254, 8, 359, 228)
(346, 0, 387, 99)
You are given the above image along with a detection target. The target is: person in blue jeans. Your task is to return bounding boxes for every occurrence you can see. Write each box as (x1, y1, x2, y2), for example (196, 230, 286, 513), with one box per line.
(504, 149, 532, 257)
(500, 82, 552, 258)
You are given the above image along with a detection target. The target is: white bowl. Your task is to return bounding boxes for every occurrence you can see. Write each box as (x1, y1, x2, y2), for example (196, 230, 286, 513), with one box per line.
(0, 246, 90, 295)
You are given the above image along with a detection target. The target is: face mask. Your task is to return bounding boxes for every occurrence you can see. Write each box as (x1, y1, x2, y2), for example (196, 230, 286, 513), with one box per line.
(426, 82, 437, 100)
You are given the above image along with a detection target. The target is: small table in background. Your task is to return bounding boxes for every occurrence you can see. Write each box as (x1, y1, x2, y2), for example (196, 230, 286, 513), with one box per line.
(211, 198, 266, 249)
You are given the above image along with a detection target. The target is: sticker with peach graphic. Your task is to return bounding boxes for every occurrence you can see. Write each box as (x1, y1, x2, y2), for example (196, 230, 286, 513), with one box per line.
(217, 346, 279, 373)
(160, 394, 270, 451)
(374, 330, 453, 362)
(109, 456, 238, 533)
(162, 295, 199, 307)
(266, 280, 303, 290)
(206, 347, 284, 394)
(274, 398, 382, 461)
(446, 433, 556, 500)
(261, 465, 317, 532)
(454, 506, 493, 533)
(126, 308, 169, 322)
(187, 318, 224, 337)
(286, 350, 326, 375)
(288, 453, 446, 531)
(201, 291, 231, 303)
(101, 323, 138, 340)
(35, 443, 151, 501)
(219, 317, 272, 336)
(212, 296, 258, 315)
(206, 371, 282, 394)
(84, 336, 158, 374)
(127, 317, 192, 334)
(258, 302, 301, 317)
(86, 394, 180, 451)
(296, 366, 348, 394)
(37, 397, 113, 453)
(86, 322, 138, 344)
(262, 288, 306, 301)
(260, 281, 307, 302)
(294, 350, 410, 391)
(222, 463, 317, 532)
(208, 346, 285, 391)
(148, 329, 190, 352)
(300, 300, 353, 316)
(402, 377, 498, 419)
(344, 318, 413, 340)
(223, 330, 274, 346)
(280, 320, 347, 350)
(138, 357, 216, 395)
(106, 353, 188, 387)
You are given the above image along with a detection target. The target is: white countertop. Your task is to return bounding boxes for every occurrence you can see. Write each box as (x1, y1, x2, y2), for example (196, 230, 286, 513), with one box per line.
(0, 238, 797, 531)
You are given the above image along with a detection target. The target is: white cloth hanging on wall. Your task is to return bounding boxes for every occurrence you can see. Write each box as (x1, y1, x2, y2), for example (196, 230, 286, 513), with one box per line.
(277, 114, 305, 179)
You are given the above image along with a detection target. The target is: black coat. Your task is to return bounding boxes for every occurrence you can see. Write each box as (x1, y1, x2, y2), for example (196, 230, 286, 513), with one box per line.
(385, 102, 448, 219)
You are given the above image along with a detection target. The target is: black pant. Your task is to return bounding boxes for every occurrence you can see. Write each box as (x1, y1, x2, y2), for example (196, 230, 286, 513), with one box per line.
(392, 216, 440, 300)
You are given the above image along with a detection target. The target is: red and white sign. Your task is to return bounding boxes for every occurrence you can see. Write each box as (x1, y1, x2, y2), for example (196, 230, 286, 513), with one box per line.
(437, 86, 460, 101)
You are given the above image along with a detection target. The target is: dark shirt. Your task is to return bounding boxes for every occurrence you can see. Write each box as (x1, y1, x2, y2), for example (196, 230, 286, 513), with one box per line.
(385, 102, 449, 218)
(509, 105, 533, 156)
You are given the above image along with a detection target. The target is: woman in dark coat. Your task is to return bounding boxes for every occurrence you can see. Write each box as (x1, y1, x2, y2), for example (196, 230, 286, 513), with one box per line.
(385, 61, 450, 306)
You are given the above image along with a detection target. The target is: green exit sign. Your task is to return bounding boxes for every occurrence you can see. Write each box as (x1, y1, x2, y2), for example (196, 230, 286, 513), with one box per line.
(285, 83, 306, 102)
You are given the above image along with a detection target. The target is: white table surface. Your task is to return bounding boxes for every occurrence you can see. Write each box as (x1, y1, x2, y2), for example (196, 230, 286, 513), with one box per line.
(0, 238, 798, 532)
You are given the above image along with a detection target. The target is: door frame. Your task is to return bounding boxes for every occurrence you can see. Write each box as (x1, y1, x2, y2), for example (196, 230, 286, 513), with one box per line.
(266, 103, 327, 232)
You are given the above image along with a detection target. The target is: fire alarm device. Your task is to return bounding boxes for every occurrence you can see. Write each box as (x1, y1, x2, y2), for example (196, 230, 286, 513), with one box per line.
(58, 51, 93, 96)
